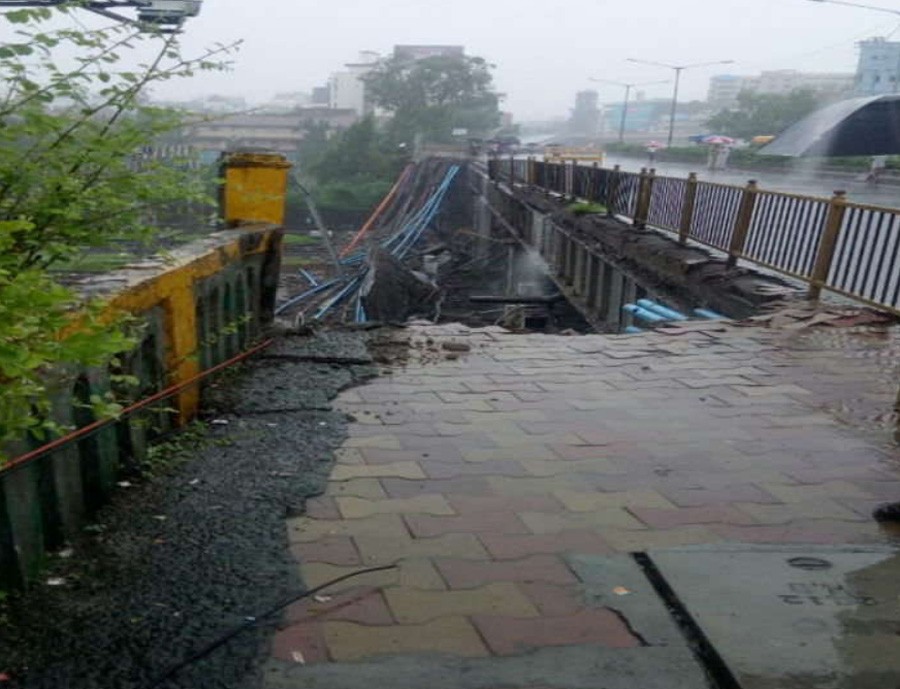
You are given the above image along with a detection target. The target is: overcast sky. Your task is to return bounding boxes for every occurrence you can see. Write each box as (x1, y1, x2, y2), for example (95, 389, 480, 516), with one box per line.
(64, 0, 900, 119)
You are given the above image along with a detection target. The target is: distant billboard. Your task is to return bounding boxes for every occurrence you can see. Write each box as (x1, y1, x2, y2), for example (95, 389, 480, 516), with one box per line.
(394, 45, 465, 61)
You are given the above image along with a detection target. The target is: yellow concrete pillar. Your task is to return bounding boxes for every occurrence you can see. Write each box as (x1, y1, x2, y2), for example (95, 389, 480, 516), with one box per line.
(221, 152, 292, 227)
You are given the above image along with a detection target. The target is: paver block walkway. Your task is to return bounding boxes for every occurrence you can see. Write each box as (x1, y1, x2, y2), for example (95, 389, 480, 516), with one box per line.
(264, 320, 900, 687)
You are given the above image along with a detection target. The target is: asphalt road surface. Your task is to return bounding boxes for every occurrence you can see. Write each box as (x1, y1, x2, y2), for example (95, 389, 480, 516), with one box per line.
(604, 154, 900, 209)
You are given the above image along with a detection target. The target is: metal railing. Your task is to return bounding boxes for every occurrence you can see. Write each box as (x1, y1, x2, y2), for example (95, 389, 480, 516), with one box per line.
(487, 157, 900, 315)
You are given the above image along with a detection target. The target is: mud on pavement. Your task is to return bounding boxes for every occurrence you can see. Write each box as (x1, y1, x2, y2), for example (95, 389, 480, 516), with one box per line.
(0, 326, 397, 689)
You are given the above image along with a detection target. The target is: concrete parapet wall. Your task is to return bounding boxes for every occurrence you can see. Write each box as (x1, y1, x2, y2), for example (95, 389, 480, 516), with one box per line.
(486, 183, 803, 326)
(0, 226, 285, 589)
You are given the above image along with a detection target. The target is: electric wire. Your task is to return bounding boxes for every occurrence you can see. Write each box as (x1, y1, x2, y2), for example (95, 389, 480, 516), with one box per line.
(146, 564, 399, 689)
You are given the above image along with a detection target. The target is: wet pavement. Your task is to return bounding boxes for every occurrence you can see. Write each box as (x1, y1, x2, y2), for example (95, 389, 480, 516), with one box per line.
(2, 315, 898, 689)
(605, 154, 900, 209)
(262, 314, 900, 689)
(0, 329, 378, 689)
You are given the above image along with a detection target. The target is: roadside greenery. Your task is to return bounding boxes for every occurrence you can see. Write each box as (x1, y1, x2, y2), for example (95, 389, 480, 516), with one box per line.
(707, 89, 829, 139)
(0, 5, 237, 460)
(298, 53, 501, 216)
(363, 53, 501, 144)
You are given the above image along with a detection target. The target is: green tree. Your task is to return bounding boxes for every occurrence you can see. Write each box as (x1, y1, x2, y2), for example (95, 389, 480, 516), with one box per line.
(304, 116, 405, 211)
(0, 5, 236, 459)
(707, 89, 824, 139)
(363, 54, 501, 143)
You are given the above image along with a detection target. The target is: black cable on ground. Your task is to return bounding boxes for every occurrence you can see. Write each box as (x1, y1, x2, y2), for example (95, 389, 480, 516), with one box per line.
(146, 563, 399, 689)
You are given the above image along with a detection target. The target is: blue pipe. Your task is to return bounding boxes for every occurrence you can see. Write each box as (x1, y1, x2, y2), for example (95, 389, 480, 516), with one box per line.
(624, 325, 644, 334)
(313, 276, 363, 321)
(274, 277, 343, 315)
(623, 304, 666, 322)
(298, 268, 319, 287)
(637, 299, 687, 321)
(694, 308, 725, 320)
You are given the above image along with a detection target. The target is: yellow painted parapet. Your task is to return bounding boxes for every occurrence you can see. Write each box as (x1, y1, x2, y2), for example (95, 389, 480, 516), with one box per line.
(221, 152, 292, 227)
(99, 225, 283, 422)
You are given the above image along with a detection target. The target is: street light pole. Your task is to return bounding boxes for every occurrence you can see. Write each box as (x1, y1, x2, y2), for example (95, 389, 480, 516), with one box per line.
(667, 68, 683, 148)
(627, 57, 735, 147)
(806, 0, 900, 17)
(589, 78, 669, 143)
(620, 84, 632, 143)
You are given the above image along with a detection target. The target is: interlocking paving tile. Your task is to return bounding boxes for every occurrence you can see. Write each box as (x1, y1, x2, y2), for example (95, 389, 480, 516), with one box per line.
(404, 511, 529, 537)
(628, 505, 758, 528)
(472, 609, 641, 655)
(553, 489, 676, 512)
(273, 321, 900, 673)
(480, 530, 611, 560)
(383, 582, 539, 623)
(335, 494, 455, 519)
(285, 587, 394, 626)
(330, 461, 426, 481)
(435, 554, 578, 589)
(354, 532, 490, 565)
(323, 617, 489, 661)
(299, 558, 447, 590)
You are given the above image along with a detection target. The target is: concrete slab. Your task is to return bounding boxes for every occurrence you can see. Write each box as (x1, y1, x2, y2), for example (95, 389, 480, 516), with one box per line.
(649, 545, 900, 689)
(564, 554, 691, 649)
(262, 645, 711, 689)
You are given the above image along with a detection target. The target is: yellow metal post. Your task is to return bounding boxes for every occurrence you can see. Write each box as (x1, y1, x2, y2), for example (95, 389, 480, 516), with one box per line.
(221, 152, 291, 227)
(634, 168, 655, 229)
(726, 180, 759, 268)
(679, 172, 698, 245)
(607, 164, 621, 217)
(808, 190, 848, 301)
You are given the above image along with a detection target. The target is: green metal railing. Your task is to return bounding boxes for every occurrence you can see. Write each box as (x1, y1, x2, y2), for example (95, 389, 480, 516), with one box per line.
(489, 157, 900, 316)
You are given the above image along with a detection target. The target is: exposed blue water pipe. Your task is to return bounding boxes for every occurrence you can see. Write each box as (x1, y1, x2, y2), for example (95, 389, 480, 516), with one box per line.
(313, 276, 363, 321)
(298, 269, 319, 287)
(279, 164, 460, 323)
(623, 304, 660, 322)
(694, 308, 725, 320)
(623, 304, 667, 322)
(274, 277, 343, 316)
(636, 299, 687, 321)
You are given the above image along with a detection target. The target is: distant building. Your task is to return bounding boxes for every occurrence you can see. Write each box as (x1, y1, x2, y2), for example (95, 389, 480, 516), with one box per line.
(155, 94, 248, 114)
(601, 99, 671, 135)
(265, 91, 312, 113)
(311, 86, 331, 105)
(755, 70, 853, 96)
(328, 51, 381, 116)
(184, 110, 358, 162)
(393, 45, 465, 61)
(707, 75, 757, 109)
(568, 90, 600, 138)
(856, 38, 900, 95)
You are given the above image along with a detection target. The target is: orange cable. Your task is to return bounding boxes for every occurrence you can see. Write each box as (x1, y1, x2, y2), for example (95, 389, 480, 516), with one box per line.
(338, 164, 414, 258)
(1, 338, 274, 475)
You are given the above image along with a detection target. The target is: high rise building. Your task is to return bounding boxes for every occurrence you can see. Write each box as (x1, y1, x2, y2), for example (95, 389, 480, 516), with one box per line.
(568, 90, 600, 138)
(707, 75, 757, 109)
(856, 38, 900, 96)
(328, 51, 381, 116)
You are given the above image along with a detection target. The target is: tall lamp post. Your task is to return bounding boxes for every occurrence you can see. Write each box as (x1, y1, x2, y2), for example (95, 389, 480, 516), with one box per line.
(589, 78, 669, 143)
(806, 0, 900, 17)
(807, 0, 900, 94)
(626, 58, 735, 147)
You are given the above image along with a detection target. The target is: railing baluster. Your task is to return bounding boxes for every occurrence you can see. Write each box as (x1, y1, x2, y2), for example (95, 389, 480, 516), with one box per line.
(726, 180, 759, 268)
(809, 190, 848, 301)
(678, 172, 698, 245)
(633, 168, 652, 229)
